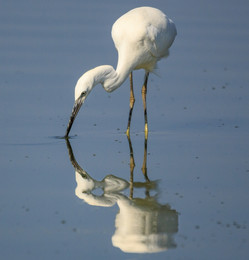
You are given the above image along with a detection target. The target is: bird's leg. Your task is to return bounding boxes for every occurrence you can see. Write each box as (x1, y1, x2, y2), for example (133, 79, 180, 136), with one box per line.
(126, 72, 135, 136)
(142, 72, 149, 139)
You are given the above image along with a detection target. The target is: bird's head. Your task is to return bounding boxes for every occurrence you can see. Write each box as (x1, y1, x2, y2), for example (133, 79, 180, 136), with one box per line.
(65, 72, 94, 137)
(64, 65, 116, 137)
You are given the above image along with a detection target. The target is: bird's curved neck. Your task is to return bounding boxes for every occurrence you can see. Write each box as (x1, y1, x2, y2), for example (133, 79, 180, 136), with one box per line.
(91, 61, 133, 93)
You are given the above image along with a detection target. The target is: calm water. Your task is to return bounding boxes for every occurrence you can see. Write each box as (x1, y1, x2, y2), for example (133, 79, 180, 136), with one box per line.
(1, 0, 249, 259)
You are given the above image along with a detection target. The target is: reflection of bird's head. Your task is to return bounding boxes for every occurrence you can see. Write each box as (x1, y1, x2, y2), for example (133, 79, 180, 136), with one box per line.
(75, 171, 95, 192)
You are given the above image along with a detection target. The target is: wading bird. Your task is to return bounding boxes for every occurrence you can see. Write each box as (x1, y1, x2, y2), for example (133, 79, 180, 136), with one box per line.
(65, 6, 177, 138)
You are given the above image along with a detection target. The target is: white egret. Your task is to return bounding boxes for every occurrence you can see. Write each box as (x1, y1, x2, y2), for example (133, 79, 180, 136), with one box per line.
(65, 6, 177, 138)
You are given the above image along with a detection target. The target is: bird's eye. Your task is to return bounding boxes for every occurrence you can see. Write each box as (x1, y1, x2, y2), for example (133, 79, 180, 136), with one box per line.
(80, 91, 87, 98)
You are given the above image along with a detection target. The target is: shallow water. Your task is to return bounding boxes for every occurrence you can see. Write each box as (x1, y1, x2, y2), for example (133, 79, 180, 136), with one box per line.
(1, 0, 249, 259)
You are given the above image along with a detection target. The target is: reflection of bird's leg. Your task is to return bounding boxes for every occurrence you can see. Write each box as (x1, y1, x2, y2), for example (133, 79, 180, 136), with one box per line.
(127, 135, 135, 199)
(141, 134, 150, 182)
(142, 72, 149, 139)
(126, 72, 135, 136)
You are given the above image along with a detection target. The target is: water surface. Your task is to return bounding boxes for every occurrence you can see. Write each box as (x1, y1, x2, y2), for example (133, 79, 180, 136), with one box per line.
(1, 0, 249, 259)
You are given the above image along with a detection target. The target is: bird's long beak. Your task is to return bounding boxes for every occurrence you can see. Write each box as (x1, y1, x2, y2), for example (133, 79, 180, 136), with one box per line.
(65, 97, 84, 137)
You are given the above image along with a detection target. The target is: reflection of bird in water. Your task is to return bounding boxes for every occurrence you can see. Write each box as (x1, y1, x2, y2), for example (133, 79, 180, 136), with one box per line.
(66, 139, 129, 206)
(65, 137, 178, 253)
(65, 6, 177, 138)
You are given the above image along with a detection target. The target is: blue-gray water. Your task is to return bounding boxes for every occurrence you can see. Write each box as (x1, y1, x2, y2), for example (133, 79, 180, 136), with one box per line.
(1, 0, 249, 259)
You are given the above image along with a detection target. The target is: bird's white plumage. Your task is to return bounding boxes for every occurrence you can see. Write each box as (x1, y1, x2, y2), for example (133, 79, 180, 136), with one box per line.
(65, 6, 176, 137)
(74, 6, 177, 99)
(112, 7, 176, 72)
